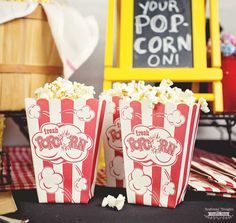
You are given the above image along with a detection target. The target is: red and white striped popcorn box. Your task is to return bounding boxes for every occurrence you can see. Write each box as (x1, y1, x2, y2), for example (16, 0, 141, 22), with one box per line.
(189, 172, 236, 194)
(191, 160, 236, 188)
(119, 100, 200, 208)
(206, 192, 236, 199)
(25, 98, 106, 203)
(194, 149, 236, 178)
(102, 96, 125, 188)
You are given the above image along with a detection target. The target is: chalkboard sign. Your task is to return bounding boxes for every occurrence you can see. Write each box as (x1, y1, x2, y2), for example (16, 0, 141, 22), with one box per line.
(133, 0, 193, 68)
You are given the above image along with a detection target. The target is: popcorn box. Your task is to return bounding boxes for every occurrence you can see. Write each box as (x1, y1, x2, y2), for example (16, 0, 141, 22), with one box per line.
(189, 172, 236, 194)
(25, 98, 106, 203)
(102, 96, 125, 188)
(119, 100, 200, 208)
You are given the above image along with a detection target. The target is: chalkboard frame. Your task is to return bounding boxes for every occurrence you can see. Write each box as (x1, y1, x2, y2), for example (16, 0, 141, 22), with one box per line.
(117, 0, 208, 70)
(104, 0, 223, 112)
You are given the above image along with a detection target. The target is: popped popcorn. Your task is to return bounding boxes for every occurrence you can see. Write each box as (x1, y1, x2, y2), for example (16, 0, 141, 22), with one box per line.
(199, 97, 210, 113)
(100, 80, 210, 113)
(101, 194, 126, 211)
(34, 77, 95, 99)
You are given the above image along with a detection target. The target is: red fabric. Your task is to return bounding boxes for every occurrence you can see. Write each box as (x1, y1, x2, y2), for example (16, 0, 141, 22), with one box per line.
(61, 99, 74, 203)
(0, 146, 107, 192)
(0, 147, 35, 191)
(37, 99, 55, 203)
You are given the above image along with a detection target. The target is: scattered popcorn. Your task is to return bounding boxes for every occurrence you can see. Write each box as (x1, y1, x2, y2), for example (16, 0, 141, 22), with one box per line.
(101, 196, 109, 207)
(115, 194, 126, 211)
(107, 195, 116, 208)
(34, 77, 95, 99)
(199, 97, 210, 113)
(101, 194, 126, 211)
(101, 80, 210, 113)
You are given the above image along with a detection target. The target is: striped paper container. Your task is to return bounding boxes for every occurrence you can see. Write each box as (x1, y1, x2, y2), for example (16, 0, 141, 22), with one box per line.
(206, 192, 236, 199)
(119, 100, 200, 208)
(194, 149, 236, 177)
(25, 98, 106, 203)
(191, 161, 236, 188)
(189, 172, 236, 194)
(102, 96, 125, 188)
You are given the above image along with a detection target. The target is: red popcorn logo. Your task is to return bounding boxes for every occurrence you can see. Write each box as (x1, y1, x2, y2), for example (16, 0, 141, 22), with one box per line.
(32, 123, 93, 163)
(106, 119, 122, 150)
(124, 125, 181, 167)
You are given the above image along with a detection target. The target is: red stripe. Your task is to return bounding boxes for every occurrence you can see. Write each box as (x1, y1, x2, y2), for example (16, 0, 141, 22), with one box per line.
(167, 104, 189, 208)
(90, 100, 106, 189)
(130, 101, 143, 205)
(152, 103, 165, 206)
(96, 167, 106, 186)
(205, 187, 213, 192)
(37, 99, 50, 128)
(177, 105, 199, 204)
(207, 193, 236, 198)
(112, 97, 124, 187)
(11, 165, 24, 189)
(223, 181, 234, 188)
(81, 99, 98, 203)
(61, 99, 74, 203)
(96, 168, 106, 186)
(179, 106, 198, 200)
(211, 184, 228, 193)
(37, 99, 55, 203)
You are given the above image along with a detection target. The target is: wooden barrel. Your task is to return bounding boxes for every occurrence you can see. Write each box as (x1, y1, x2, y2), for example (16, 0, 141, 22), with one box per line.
(0, 6, 62, 111)
(0, 114, 6, 179)
(0, 114, 5, 151)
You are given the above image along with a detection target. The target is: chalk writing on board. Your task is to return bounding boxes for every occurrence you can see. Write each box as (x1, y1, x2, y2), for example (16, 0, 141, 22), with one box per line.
(133, 0, 193, 68)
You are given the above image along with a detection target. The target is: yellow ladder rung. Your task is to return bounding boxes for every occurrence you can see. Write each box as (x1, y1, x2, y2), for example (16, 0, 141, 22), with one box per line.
(194, 93, 215, 101)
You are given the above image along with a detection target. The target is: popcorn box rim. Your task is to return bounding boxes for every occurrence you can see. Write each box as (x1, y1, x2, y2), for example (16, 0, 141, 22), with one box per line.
(102, 96, 202, 109)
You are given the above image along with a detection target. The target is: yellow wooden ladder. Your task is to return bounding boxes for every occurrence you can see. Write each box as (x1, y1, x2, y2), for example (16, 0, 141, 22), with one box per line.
(99, 0, 223, 170)
(103, 0, 223, 113)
